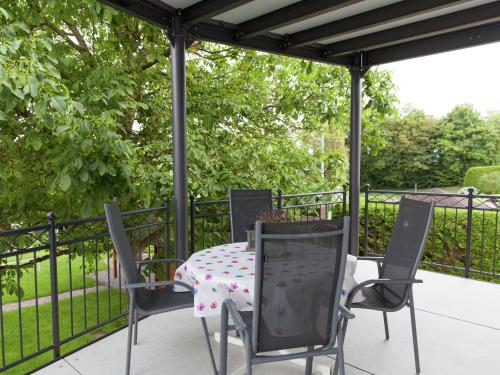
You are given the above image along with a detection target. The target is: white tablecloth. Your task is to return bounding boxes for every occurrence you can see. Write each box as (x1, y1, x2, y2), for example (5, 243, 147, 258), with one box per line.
(174, 242, 362, 318)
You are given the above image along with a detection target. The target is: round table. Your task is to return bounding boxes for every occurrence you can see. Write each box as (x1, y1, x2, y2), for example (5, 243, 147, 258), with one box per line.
(174, 242, 362, 318)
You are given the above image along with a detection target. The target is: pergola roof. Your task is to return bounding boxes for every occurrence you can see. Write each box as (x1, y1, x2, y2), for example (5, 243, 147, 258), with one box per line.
(102, 0, 500, 67)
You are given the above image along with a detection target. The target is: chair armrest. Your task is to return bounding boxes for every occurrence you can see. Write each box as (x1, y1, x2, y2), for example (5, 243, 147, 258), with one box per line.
(346, 278, 422, 307)
(136, 258, 185, 272)
(136, 258, 184, 266)
(222, 299, 246, 331)
(339, 304, 355, 320)
(357, 256, 384, 262)
(124, 280, 194, 293)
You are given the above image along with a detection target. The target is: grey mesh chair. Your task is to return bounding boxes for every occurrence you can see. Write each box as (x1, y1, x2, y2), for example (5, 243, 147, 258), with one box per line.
(104, 202, 217, 375)
(219, 218, 354, 375)
(340, 198, 434, 374)
(229, 189, 273, 242)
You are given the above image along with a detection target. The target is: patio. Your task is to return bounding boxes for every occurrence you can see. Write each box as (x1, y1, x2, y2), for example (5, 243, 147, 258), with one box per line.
(35, 260, 500, 375)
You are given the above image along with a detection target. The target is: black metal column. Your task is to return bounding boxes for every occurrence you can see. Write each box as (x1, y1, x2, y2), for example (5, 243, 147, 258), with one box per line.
(170, 23, 188, 260)
(348, 59, 366, 256)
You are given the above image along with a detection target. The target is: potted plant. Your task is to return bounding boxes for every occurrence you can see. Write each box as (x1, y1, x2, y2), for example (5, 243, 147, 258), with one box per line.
(245, 209, 291, 251)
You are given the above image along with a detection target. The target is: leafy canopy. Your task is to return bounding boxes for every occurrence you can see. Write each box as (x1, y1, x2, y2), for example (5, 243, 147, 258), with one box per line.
(0, 0, 396, 225)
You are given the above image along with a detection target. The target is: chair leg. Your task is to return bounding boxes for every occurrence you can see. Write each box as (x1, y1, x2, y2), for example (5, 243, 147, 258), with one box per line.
(334, 334, 346, 375)
(333, 320, 347, 375)
(133, 309, 139, 345)
(243, 333, 253, 375)
(409, 294, 421, 373)
(201, 317, 218, 375)
(220, 306, 229, 375)
(305, 346, 313, 375)
(125, 301, 134, 375)
(383, 311, 390, 340)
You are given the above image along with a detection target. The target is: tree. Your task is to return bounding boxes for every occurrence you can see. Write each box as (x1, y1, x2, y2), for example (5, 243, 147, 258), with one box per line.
(434, 104, 498, 186)
(0, 0, 396, 227)
(361, 107, 439, 188)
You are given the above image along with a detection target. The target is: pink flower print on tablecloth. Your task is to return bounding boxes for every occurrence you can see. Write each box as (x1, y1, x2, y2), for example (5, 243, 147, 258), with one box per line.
(210, 302, 217, 309)
(243, 288, 249, 294)
(205, 273, 213, 281)
(230, 282, 238, 290)
(175, 272, 182, 279)
(196, 303, 205, 312)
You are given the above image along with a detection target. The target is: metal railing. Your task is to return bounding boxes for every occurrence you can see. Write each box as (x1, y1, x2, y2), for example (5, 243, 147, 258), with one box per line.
(361, 186, 499, 280)
(188, 189, 346, 254)
(0, 187, 498, 373)
(0, 201, 170, 373)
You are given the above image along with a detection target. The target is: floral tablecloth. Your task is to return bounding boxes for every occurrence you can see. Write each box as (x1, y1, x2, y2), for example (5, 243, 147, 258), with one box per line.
(174, 242, 362, 318)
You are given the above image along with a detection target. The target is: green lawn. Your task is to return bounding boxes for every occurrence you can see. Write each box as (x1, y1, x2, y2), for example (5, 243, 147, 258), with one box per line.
(1, 288, 128, 374)
(2, 253, 109, 304)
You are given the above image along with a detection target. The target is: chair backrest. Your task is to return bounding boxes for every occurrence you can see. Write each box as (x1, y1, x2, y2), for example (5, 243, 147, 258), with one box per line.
(380, 197, 435, 305)
(229, 189, 273, 242)
(104, 202, 140, 285)
(252, 217, 350, 353)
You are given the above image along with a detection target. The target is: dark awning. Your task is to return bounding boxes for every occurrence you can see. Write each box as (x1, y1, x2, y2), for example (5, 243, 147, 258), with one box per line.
(101, 0, 500, 67)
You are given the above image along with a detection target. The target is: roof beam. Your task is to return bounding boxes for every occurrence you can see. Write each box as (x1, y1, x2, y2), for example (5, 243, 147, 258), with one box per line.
(100, 0, 174, 27)
(286, 0, 464, 48)
(182, 0, 253, 25)
(366, 21, 500, 65)
(191, 23, 350, 66)
(236, 0, 362, 39)
(325, 2, 500, 56)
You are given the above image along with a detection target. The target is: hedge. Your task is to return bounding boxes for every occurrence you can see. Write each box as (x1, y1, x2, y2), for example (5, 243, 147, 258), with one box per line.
(463, 165, 500, 187)
(360, 203, 500, 281)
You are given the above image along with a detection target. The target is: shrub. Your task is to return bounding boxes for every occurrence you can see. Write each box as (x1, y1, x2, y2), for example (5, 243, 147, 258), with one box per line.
(477, 171, 500, 194)
(463, 165, 500, 187)
(360, 203, 500, 281)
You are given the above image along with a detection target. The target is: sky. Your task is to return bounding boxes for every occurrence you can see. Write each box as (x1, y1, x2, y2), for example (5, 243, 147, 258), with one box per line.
(381, 42, 500, 118)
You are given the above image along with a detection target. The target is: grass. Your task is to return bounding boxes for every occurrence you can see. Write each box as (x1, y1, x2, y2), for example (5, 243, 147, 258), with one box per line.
(2, 253, 109, 304)
(1, 288, 128, 375)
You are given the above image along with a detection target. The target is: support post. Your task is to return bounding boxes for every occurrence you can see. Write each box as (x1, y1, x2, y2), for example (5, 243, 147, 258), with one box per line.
(169, 20, 188, 260)
(348, 56, 367, 256)
(47, 212, 61, 359)
(465, 187, 474, 278)
(190, 194, 196, 256)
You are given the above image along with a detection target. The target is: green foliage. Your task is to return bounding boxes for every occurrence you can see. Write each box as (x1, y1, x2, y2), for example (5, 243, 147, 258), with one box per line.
(360, 204, 500, 280)
(464, 165, 500, 187)
(362, 107, 439, 188)
(362, 105, 500, 188)
(477, 171, 500, 194)
(0, 0, 396, 226)
(434, 104, 498, 186)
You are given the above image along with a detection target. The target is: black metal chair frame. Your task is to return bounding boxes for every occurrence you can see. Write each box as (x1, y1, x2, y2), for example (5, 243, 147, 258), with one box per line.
(338, 198, 435, 374)
(104, 202, 217, 375)
(219, 217, 354, 375)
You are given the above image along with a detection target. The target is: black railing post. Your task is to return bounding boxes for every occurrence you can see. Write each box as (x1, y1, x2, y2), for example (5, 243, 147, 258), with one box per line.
(164, 197, 171, 279)
(364, 184, 370, 255)
(277, 189, 283, 209)
(465, 188, 474, 278)
(190, 194, 196, 255)
(47, 212, 60, 359)
(342, 184, 347, 216)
